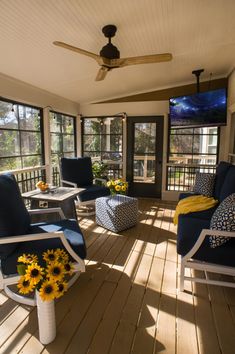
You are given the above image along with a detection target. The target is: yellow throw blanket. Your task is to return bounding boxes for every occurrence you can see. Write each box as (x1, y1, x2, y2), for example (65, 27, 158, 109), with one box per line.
(173, 195, 218, 225)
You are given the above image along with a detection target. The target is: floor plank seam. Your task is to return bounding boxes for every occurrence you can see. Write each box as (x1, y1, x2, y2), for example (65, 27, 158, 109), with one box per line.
(152, 207, 168, 354)
(62, 218, 146, 353)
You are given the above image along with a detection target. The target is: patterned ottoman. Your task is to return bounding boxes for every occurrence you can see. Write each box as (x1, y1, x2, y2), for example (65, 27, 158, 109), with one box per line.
(96, 195, 138, 232)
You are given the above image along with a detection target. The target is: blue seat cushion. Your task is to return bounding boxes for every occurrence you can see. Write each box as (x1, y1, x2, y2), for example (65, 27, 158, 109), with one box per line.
(177, 206, 217, 255)
(178, 192, 199, 201)
(177, 213, 211, 256)
(192, 238, 235, 267)
(61, 157, 93, 187)
(184, 206, 218, 221)
(0, 174, 31, 259)
(78, 185, 110, 202)
(1, 219, 86, 275)
(177, 205, 235, 267)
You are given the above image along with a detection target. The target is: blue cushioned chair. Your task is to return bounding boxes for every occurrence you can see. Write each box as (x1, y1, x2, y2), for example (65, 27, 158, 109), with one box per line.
(60, 157, 110, 215)
(177, 161, 235, 291)
(0, 173, 86, 306)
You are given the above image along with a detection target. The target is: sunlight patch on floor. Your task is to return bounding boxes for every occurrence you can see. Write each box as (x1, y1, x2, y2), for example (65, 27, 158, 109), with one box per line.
(0, 291, 8, 305)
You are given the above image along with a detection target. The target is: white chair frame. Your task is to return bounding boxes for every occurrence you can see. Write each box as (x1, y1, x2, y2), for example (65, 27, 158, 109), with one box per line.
(180, 229, 235, 291)
(0, 208, 85, 306)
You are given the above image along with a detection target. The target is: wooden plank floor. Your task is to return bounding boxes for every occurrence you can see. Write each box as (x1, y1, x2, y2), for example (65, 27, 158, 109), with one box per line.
(1, 198, 235, 354)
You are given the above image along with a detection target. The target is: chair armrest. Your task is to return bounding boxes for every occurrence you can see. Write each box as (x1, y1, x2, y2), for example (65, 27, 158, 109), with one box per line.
(61, 179, 77, 188)
(28, 208, 66, 219)
(0, 231, 84, 268)
(93, 178, 107, 185)
(0, 231, 65, 244)
(183, 229, 235, 261)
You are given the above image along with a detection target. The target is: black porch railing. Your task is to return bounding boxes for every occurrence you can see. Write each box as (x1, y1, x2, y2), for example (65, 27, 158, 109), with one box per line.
(0, 166, 47, 193)
(52, 165, 61, 187)
(166, 163, 217, 191)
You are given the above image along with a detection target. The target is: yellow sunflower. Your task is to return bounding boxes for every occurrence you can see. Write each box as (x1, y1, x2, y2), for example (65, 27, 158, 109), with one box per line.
(46, 262, 65, 281)
(43, 249, 59, 263)
(25, 263, 44, 285)
(55, 249, 69, 263)
(55, 281, 68, 298)
(39, 280, 58, 301)
(115, 185, 121, 192)
(106, 181, 111, 187)
(18, 253, 38, 264)
(64, 262, 74, 275)
(121, 185, 126, 192)
(17, 276, 35, 294)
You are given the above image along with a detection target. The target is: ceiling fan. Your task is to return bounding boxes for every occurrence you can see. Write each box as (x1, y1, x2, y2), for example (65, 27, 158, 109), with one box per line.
(53, 24, 172, 81)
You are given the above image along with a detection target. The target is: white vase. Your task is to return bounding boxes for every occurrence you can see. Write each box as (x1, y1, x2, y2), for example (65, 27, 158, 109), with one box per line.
(36, 290, 56, 345)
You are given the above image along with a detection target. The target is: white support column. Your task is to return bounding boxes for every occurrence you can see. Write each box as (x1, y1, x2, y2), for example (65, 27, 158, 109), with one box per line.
(122, 113, 127, 180)
(76, 115, 82, 157)
(161, 113, 168, 197)
(43, 107, 52, 183)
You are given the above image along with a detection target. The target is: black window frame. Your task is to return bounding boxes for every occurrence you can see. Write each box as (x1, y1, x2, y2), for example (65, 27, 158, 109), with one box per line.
(0, 97, 44, 171)
(50, 110, 76, 164)
(81, 115, 123, 178)
(168, 126, 220, 164)
(166, 118, 220, 191)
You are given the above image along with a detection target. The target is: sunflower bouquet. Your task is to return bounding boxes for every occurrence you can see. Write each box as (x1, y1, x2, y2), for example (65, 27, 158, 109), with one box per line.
(106, 178, 128, 195)
(17, 249, 74, 301)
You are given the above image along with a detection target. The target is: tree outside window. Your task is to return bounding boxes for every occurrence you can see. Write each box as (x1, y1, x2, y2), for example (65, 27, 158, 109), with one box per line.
(0, 100, 43, 172)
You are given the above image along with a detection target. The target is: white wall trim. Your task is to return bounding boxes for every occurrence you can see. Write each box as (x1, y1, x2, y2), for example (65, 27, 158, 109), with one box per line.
(0, 72, 79, 116)
(161, 113, 169, 198)
(76, 115, 82, 157)
(43, 107, 52, 183)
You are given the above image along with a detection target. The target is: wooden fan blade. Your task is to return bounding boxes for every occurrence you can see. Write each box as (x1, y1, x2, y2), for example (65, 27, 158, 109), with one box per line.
(53, 41, 103, 65)
(111, 53, 172, 67)
(95, 67, 109, 81)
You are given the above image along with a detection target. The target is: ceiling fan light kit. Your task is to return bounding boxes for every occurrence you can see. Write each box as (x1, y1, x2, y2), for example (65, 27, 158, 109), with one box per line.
(53, 24, 173, 81)
(100, 25, 120, 59)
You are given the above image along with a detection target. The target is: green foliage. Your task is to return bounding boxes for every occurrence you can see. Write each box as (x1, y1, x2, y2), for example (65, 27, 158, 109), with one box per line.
(0, 101, 42, 171)
(92, 161, 108, 179)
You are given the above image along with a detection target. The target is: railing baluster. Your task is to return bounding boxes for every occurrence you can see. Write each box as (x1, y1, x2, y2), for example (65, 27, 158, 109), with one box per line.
(166, 163, 216, 191)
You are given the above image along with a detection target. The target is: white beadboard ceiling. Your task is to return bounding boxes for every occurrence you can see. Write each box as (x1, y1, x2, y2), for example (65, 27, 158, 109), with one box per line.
(0, 0, 235, 104)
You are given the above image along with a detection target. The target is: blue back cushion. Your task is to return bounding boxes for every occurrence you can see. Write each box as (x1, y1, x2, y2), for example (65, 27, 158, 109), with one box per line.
(0, 174, 31, 258)
(214, 161, 232, 200)
(219, 165, 235, 202)
(61, 157, 93, 187)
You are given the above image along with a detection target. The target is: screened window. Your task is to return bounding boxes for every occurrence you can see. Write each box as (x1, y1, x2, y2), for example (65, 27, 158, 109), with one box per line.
(167, 127, 219, 191)
(169, 127, 218, 164)
(82, 116, 123, 178)
(50, 112, 76, 165)
(0, 99, 43, 171)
